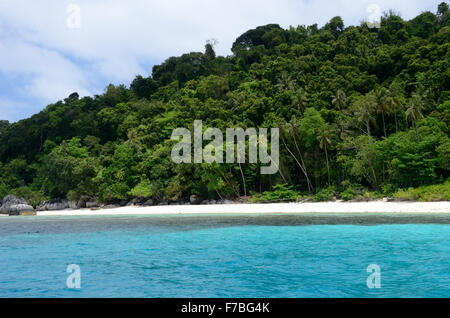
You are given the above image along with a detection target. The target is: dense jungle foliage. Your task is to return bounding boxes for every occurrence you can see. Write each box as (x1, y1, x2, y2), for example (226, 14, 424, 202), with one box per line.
(1, 3, 449, 204)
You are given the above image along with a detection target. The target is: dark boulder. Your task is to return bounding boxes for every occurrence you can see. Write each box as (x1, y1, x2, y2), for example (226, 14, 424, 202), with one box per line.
(8, 204, 35, 216)
(86, 201, 100, 208)
(36, 199, 70, 211)
(222, 199, 235, 205)
(127, 198, 146, 206)
(190, 195, 202, 205)
(68, 201, 78, 209)
(46, 199, 69, 211)
(0, 195, 34, 215)
(76, 196, 91, 209)
(36, 201, 46, 211)
(1, 195, 27, 206)
(143, 199, 154, 206)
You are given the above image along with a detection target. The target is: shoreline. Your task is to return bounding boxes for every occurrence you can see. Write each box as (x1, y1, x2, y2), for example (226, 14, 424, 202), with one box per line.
(30, 201, 450, 216)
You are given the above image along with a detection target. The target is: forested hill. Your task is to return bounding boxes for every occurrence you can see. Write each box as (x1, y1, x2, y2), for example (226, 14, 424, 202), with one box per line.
(0, 3, 449, 205)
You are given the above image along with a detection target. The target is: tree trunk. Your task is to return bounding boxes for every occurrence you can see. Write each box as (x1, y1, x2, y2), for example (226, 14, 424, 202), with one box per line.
(381, 109, 387, 138)
(238, 162, 247, 197)
(414, 122, 420, 142)
(39, 128, 43, 152)
(215, 189, 224, 200)
(324, 145, 331, 186)
(221, 172, 240, 197)
(394, 111, 398, 134)
(283, 138, 312, 192)
(370, 165, 378, 189)
(292, 132, 313, 191)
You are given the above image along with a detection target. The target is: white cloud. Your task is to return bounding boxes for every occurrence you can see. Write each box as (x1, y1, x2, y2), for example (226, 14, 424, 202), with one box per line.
(0, 0, 443, 122)
(0, 40, 92, 99)
(0, 98, 36, 123)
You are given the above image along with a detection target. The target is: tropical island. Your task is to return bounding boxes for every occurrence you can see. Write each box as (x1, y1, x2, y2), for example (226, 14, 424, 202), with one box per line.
(0, 3, 449, 215)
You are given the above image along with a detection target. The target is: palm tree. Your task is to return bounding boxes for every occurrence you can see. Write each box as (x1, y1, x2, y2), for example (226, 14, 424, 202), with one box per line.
(238, 162, 247, 197)
(281, 120, 313, 191)
(291, 87, 308, 114)
(317, 124, 333, 186)
(375, 87, 390, 138)
(126, 129, 142, 151)
(332, 89, 347, 111)
(332, 89, 347, 135)
(387, 82, 405, 134)
(296, 70, 308, 86)
(275, 73, 293, 92)
(353, 93, 377, 136)
(406, 93, 425, 141)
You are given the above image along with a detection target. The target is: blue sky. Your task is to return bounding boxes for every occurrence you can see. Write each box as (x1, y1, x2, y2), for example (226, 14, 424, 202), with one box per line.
(0, 0, 443, 122)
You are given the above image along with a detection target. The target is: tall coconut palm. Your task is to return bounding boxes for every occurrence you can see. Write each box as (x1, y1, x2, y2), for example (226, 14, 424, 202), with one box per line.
(353, 93, 377, 136)
(375, 87, 390, 138)
(280, 120, 313, 191)
(291, 87, 308, 114)
(332, 89, 347, 111)
(317, 124, 333, 186)
(275, 73, 293, 92)
(387, 82, 405, 134)
(238, 162, 247, 197)
(332, 89, 347, 135)
(406, 93, 425, 141)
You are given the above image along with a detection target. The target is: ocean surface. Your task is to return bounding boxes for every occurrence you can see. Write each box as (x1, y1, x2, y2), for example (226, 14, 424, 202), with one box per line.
(0, 213, 449, 298)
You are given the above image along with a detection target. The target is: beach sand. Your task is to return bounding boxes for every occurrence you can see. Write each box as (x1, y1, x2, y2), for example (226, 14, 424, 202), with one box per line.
(34, 201, 450, 216)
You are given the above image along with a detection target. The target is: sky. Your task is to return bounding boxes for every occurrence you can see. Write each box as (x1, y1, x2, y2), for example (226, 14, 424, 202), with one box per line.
(0, 0, 443, 122)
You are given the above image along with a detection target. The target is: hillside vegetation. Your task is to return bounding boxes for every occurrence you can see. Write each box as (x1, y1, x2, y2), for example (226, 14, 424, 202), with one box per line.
(0, 3, 449, 204)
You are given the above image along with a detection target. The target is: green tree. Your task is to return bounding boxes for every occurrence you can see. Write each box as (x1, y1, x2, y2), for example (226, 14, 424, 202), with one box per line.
(386, 82, 405, 134)
(0, 120, 9, 135)
(332, 89, 347, 135)
(346, 135, 381, 189)
(352, 93, 377, 136)
(375, 87, 390, 138)
(317, 123, 333, 185)
(405, 93, 425, 141)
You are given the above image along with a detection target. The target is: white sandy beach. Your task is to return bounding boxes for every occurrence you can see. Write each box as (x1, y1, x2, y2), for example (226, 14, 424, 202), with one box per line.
(34, 201, 450, 216)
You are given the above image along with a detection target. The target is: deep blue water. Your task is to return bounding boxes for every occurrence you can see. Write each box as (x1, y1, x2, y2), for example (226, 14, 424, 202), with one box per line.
(0, 214, 449, 298)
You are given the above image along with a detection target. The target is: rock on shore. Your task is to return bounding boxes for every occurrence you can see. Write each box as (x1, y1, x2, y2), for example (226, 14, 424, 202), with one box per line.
(0, 195, 35, 215)
(36, 199, 70, 211)
(0, 193, 245, 216)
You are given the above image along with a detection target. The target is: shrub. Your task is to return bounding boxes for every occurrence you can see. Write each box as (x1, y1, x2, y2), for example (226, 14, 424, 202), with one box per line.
(0, 182, 9, 199)
(340, 188, 356, 201)
(67, 190, 79, 202)
(339, 182, 364, 201)
(129, 180, 154, 199)
(99, 182, 130, 202)
(250, 184, 301, 203)
(393, 180, 450, 201)
(381, 183, 398, 196)
(312, 186, 337, 202)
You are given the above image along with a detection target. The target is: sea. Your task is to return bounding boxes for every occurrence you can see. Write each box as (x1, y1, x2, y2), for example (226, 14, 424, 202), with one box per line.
(0, 213, 449, 298)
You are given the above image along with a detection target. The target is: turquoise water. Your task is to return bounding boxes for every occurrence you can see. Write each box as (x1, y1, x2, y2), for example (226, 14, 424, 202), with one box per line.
(0, 214, 449, 298)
